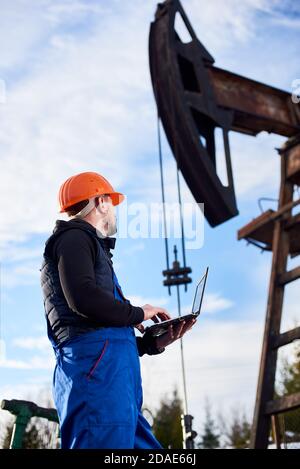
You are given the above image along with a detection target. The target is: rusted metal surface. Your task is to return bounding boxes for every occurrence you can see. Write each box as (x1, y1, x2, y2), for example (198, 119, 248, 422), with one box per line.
(237, 213, 300, 254)
(277, 266, 300, 286)
(149, 0, 238, 227)
(208, 67, 300, 137)
(149, 0, 300, 227)
(237, 196, 300, 254)
(237, 209, 275, 251)
(271, 415, 282, 449)
(272, 326, 300, 349)
(286, 134, 300, 184)
(249, 138, 298, 449)
(266, 393, 300, 416)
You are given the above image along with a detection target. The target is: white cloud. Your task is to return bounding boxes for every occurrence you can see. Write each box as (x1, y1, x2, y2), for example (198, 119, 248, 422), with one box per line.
(0, 381, 53, 404)
(12, 335, 50, 352)
(123, 242, 146, 256)
(0, 242, 43, 289)
(230, 131, 284, 200)
(182, 0, 272, 50)
(0, 356, 54, 370)
(0, 1, 48, 71)
(267, 1, 300, 29)
(46, 0, 106, 26)
(270, 15, 300, 28)
(0, 335, 54, 370)
(0, 245, 42, 263)
(127, 294, 169, 309)
(1, 261, 40, 288)
(0, 0, 294, 250)
(0, 1, 155, 248)
(203, 293, 234, 314)
(180, 292, 234, 315)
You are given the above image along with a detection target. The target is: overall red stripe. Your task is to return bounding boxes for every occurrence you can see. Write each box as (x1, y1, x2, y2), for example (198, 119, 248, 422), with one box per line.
(87, 339, 109, 380)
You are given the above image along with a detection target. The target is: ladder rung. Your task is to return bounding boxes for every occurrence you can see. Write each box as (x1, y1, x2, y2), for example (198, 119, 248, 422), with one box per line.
(272, 326, 300, 349)
(277, 266, 300, 285)
(265, 392, 300, 415)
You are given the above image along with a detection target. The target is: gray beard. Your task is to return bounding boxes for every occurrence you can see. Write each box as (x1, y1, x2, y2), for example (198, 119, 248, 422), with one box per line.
(96, 216, 117, 238)
(106, 220, 117, 236)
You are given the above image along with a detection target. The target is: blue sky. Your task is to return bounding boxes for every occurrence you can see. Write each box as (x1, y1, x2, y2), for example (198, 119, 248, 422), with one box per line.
(0, 0, 299, 437)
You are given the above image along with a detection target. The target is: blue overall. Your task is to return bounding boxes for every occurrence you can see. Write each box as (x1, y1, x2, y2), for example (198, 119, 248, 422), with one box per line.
(49, 271, 163, 449)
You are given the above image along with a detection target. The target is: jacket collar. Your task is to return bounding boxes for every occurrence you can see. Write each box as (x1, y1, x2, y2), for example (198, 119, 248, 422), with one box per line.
(53, 218, 116, 258)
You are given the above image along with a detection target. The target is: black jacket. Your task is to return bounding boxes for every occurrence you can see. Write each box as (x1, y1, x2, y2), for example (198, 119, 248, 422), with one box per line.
(40, 218, 164, 356)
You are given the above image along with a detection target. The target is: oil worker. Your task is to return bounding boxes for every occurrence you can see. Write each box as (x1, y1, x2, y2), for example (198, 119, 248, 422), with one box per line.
(40, 171, 196, 449)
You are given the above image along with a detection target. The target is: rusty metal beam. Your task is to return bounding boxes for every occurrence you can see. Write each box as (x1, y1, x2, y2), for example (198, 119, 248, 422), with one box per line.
(237, 205, 300, 255)
(277, 266, 300, 286)
(208, 66, 300, 137)
(271, 415, 282, 449)
(272, 326, 300, 349)
(265, 393, 300, 415)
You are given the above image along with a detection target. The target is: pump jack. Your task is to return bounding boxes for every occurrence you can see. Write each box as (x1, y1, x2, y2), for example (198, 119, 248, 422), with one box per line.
(149, 0, 300, 448)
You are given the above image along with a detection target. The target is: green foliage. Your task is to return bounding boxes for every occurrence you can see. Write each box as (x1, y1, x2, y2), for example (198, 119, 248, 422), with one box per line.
(197, 401, 220, 449)
(151, 388, 252, 450)
(152, 387, 184, 449)
(223, 411, 251, 448)
(276, 341, 300, 441)
(279, 342, 300, 395)
(1, 418, 14, 449)
(1, 417, 59, 449)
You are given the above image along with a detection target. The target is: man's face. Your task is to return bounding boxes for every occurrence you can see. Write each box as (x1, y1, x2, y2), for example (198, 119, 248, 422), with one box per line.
(95, 195, 117, 237)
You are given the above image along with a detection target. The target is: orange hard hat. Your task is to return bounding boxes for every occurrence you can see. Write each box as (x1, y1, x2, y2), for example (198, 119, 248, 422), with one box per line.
(58, 171, 125, 213)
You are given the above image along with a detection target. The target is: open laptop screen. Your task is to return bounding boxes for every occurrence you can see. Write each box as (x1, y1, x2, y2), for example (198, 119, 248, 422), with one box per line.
(191, 267, 209, 315)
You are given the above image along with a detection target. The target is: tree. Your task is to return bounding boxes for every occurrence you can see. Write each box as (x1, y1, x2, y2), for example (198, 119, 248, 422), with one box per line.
(197, 400, 220, 449)
(279, 341, 300, 395)
(276, 340, 300, 442)
(152, 387, 184, 449)
(224, 411, 251, 448)
(0, 391, 60, 449)
(1, 417, 14, 449)
(1, 418, 54, 449)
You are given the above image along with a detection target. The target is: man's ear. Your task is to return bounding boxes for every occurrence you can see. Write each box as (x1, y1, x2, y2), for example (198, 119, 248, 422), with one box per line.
(96, 195, 109, 214)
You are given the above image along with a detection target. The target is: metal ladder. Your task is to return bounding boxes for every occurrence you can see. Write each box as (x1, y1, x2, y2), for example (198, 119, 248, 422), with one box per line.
(238, 134, 300, 448)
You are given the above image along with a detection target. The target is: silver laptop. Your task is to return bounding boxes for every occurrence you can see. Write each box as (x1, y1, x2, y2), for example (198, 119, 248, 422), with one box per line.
(143, 267, 209, 338)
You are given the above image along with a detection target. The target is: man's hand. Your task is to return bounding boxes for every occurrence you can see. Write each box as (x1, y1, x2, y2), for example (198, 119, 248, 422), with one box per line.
(134, 304, 171, 334)
(142, 304, 171, 322)
(155, 318, 196, 349)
